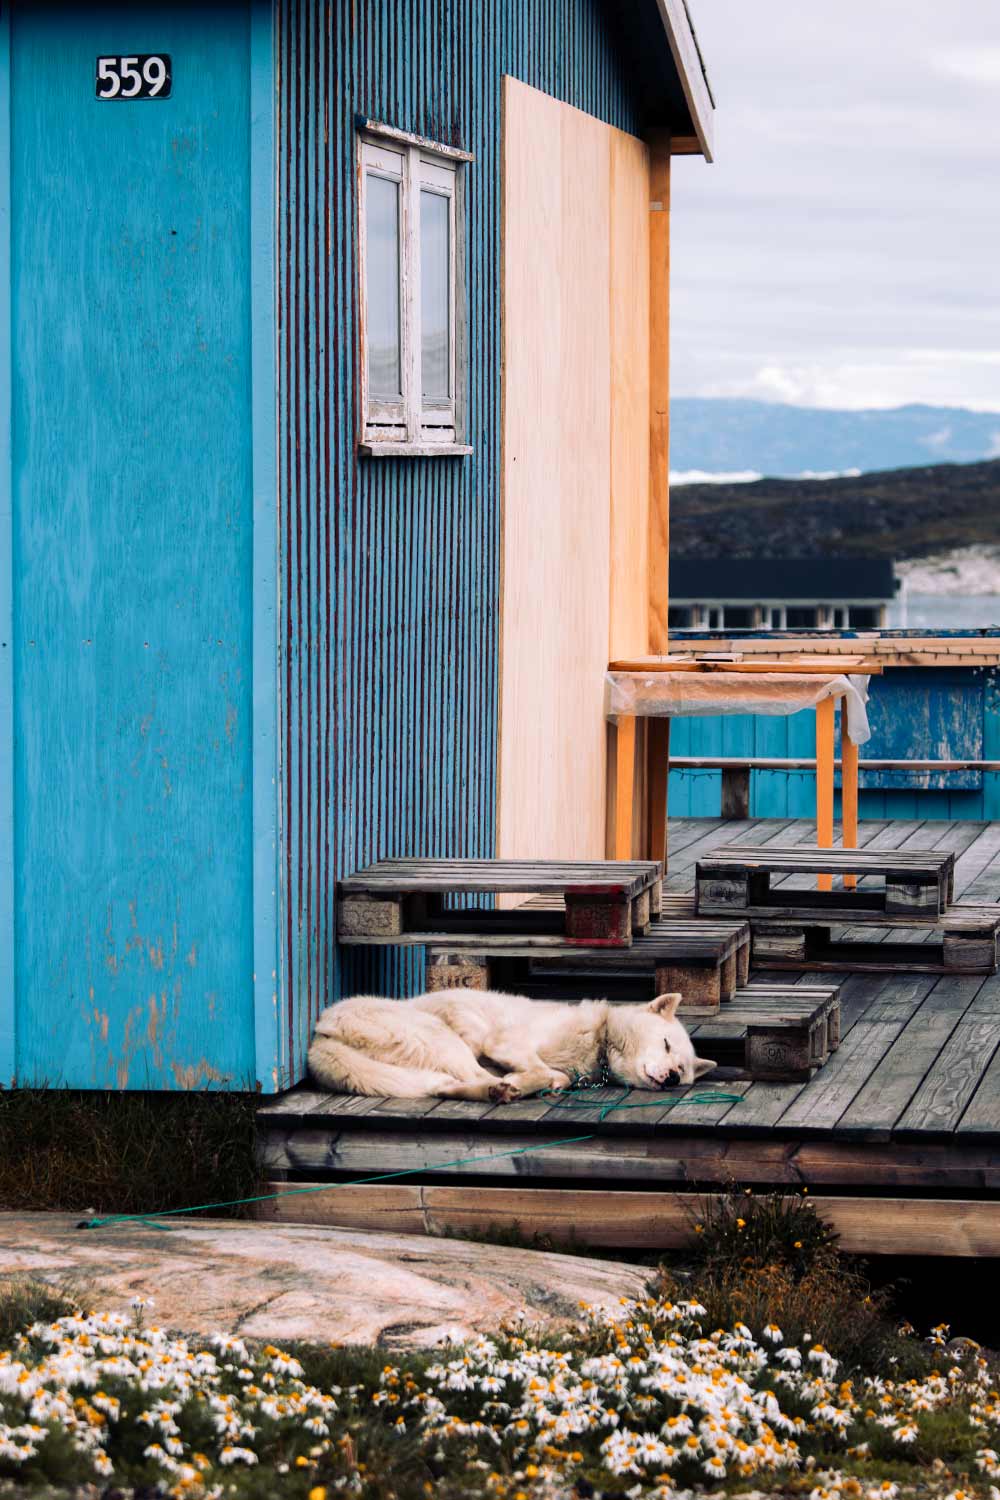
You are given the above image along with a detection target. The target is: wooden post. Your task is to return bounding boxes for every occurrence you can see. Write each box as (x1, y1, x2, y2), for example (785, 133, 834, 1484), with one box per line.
(816, 697, 835, 891)
(647, 132, 670, 655)
(841, 710, 859, 890)
(720, 765, 750, 820)
(646, 717, 670, 868)
(615, 714, 637, 859)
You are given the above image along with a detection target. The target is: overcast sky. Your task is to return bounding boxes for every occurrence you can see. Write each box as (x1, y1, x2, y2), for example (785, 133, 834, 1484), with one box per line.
(669, 0, 1000, 411)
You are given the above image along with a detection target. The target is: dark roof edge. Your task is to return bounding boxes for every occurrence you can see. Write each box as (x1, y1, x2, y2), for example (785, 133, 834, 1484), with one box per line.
(652, 0, 715, 160)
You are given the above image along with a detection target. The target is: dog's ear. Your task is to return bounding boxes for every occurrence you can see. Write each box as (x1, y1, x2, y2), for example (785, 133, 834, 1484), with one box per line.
(692, 1055, 716, 1079)
(648, 992, 682, 1020)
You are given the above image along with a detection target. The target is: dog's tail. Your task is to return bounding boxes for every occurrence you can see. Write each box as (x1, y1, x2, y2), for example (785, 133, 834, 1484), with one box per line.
(307, 1035, 458, 1098)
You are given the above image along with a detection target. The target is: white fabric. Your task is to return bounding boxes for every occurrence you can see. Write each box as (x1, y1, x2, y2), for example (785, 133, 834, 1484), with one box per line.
(605, 670, 873, 746)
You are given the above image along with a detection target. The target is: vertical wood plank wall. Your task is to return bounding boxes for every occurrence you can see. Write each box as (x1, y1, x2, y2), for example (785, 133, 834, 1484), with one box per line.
(277, 2, 646, 1082)
(609, 130, 651, 661)
(498, 78, 652, 861)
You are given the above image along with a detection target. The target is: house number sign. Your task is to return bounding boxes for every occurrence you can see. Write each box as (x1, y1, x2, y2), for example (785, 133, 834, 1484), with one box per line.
(95, 55, 172, 99)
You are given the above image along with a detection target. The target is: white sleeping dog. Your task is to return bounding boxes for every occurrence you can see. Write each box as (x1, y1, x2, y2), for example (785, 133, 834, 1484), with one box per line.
(308, 988, 716, 1101)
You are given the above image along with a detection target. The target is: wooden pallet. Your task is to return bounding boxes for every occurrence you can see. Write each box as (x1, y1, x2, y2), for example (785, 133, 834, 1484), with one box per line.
(697, 844, 956, 922)
(425, 919, 751, 1014)
(689, 984, 841, 1082)
(338, 859, 662, 948)
(753, 908, 1000, 974)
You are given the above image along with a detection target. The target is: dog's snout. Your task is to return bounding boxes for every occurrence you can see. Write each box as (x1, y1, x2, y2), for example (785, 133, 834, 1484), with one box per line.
(665, 1068, 680, 1088)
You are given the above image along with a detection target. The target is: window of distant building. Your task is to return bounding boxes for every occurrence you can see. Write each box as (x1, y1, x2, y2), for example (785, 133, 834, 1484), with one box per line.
(357, 122, 471, 456)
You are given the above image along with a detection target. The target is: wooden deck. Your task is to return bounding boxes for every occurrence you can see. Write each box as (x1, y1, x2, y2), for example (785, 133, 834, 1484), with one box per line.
(257, 818, 1000, 1254)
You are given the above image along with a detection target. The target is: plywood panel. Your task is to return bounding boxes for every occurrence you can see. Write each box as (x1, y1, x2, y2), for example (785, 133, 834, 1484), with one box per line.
(499, 77, 612, 860)
(609, 129, 651, 659)
(11, 4, 257, 1088)
(648, 136, 671, 653)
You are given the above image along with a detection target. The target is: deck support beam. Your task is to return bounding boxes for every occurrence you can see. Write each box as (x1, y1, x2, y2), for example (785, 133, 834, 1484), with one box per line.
(258, 1184, 1000, 1258)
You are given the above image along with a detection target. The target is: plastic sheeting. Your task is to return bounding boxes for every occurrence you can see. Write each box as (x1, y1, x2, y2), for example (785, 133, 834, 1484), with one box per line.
(606, 671, 872, 745)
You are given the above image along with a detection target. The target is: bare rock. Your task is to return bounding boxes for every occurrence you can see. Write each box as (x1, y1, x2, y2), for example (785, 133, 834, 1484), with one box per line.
(0, 1212, 649, 1348)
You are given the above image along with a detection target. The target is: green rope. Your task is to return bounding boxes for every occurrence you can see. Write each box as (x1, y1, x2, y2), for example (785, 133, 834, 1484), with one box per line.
(78, 1087, 743, 1232)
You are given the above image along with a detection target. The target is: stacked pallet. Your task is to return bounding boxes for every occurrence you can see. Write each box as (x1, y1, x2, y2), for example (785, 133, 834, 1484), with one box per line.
(337, 858, 842, 1081)
(696, 845, 1000, 976)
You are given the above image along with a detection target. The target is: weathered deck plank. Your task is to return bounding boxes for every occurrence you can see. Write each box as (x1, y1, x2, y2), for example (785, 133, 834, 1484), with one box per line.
(833, 975, 980, 1138)
(894, 974, 1000, 1138)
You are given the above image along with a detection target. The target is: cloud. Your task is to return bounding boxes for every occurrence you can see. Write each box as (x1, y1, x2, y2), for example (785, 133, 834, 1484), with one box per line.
(669, 1, 1000, 414)
(933, 46, 1000, 84)
(695, 356, 1000, 413)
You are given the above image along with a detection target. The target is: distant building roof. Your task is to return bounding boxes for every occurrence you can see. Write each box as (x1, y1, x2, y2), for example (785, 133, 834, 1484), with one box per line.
(670, 558, 897, 601)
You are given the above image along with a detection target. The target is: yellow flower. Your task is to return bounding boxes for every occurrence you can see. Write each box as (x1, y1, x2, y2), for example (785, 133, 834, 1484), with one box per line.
(694, 1224, 704, 1233)
(308, 1489, 327, 1500)
(794, 1240, 803, 1248)
(736, 1218, 746, 1229)
(525, 1465, 539, 1478)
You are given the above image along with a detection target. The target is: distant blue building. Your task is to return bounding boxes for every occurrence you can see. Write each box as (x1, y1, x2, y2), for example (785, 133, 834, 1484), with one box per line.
(0, 1, 713, 1089)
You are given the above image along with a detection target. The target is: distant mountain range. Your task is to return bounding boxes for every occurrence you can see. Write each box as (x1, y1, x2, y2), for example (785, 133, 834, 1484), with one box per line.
(670, 457, 1000, 561)
(670, 399, 1000, 478)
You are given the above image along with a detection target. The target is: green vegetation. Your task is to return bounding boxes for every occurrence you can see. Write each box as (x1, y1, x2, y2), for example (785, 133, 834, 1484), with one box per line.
(0, 1189, 996, 1499)
(0, 1087, 261, 1218)
(671, 456, 1000, 560)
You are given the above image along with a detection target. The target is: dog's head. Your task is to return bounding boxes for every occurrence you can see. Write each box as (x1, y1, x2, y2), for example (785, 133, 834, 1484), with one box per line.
(603, 994, 716, 1089)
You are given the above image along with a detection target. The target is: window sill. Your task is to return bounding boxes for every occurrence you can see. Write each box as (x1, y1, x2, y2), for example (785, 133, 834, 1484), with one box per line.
(359, 442, 473, 458)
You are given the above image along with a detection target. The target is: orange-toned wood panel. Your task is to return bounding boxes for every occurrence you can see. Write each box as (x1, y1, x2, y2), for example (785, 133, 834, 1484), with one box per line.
(609, 128, 651, 660)
(648, 134, 671, 654)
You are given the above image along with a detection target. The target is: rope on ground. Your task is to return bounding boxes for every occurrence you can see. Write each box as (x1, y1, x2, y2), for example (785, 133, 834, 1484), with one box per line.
(77, 1086, 743, 1231)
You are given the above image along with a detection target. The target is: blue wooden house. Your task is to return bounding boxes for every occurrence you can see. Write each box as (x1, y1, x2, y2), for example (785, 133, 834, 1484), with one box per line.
(0, 1, 713, 1091)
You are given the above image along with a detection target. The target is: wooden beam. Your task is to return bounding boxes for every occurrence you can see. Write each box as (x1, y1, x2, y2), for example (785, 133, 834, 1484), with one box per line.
(647, 133, 670, 657)
(614, 714, 637, 859)
(671, 758, 1000, 772)
(720, 765, 750, 820)
(815, 697, 835, 891)
(258, 1184, 1000, 1257)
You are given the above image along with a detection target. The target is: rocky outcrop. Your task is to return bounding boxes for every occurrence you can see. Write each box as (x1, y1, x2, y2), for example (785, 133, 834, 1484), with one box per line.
(0, 1212, 649, 1349)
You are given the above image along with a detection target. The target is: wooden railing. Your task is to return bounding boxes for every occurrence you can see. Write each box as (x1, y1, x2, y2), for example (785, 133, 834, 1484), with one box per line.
(670, 758, 1000, 819)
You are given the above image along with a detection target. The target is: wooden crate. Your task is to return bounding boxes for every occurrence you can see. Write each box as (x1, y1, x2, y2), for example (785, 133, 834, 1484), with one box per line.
(337, 858, 662, 949)
(689, 984, 841, 1082)
(753, 906, 1000, 975)
(697, 845, 956, 922)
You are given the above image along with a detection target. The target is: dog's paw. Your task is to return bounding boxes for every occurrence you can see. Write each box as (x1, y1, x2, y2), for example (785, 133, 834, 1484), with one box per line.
(489, 1080, 521, 1104)
(548, 1070, 572, 1091)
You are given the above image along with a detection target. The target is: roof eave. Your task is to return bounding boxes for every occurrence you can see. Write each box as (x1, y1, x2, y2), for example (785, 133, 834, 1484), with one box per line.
(653, 0, 715, 162)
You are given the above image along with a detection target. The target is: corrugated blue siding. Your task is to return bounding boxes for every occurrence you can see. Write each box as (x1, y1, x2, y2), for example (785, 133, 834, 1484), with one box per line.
(276, 1, 645, 1081)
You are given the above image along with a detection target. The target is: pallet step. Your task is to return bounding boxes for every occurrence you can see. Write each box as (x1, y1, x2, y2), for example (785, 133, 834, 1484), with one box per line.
(697, 844, 957, 922)
(338, 858, 662, 949)
(425, 915, 752, 1013)
(687, 983, 841, 1080)
(753, 919, 999, 975)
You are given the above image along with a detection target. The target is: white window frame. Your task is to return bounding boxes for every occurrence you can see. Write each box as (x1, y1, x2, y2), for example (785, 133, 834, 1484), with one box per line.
(357, 121, 472, 457)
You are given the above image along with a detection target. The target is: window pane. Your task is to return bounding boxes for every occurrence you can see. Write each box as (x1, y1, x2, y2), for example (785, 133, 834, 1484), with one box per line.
(366, 172, 401, 398)
(420, 189, 450, 400)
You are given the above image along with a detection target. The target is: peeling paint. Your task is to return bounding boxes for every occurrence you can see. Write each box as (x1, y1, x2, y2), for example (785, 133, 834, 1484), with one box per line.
(171, 1057, 228, 1089)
